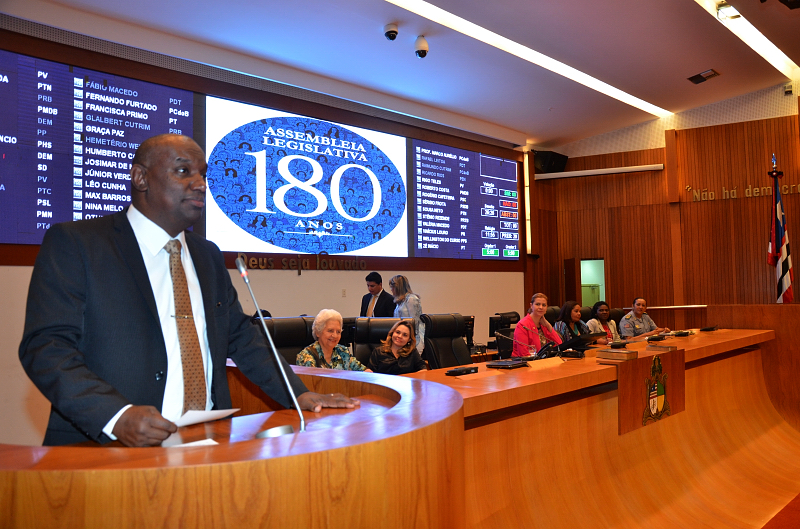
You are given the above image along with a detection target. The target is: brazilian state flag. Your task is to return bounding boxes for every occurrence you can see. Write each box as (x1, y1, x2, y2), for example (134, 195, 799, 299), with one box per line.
(649, 382, 665, 414)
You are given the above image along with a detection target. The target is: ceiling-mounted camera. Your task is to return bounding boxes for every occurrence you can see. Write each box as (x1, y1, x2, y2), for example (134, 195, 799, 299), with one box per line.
(414, 36, 428, 58)
(384, 23, 398, 41)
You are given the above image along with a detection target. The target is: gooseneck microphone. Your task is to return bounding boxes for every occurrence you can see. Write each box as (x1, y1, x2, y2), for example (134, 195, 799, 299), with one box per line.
(235, 258, 305, 433)
(494, 331, 536, 353)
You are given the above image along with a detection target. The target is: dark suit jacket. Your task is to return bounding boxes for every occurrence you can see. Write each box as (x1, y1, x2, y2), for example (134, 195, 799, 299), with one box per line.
(19, 209, 307, 445)
(360, 290, 396, 318)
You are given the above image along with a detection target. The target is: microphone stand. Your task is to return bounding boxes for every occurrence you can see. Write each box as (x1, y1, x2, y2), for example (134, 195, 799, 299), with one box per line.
(494, 331, 537, 357)
(235, 258, 305, 434)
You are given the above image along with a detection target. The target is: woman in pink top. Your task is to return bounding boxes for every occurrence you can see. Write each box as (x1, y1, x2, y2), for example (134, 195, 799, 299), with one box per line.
(512, 293, 562, 357)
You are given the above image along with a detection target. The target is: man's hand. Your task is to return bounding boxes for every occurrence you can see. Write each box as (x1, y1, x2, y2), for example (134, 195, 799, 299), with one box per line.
(112, 405, 177, 447)
(296, 392, 360, 413)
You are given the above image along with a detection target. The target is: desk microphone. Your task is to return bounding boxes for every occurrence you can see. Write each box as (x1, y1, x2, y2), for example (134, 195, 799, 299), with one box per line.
(235, 257, 305, 434)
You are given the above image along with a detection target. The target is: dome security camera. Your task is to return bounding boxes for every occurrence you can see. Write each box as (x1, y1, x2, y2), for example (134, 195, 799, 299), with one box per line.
(384, 23, 398, 41)
(414, 36, 428, 58)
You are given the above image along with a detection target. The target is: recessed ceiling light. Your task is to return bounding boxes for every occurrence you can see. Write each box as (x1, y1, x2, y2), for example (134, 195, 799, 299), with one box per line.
(384, 0, 673, 118)
(688, 69, 721, 84)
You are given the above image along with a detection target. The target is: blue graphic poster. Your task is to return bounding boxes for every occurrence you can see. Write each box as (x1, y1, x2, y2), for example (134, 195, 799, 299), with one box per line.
(205, 97, 407, 256)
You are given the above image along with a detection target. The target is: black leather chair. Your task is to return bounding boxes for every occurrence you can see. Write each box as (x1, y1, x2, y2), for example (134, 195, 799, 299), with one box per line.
(544, 306, 560, 325)
(580, 305, 593, 324)
(251, 309, 272, 324)
(253, 316, 315, 365)
(610, 308, 625, 329)
(340, 316, 356, 348)
(420, 313, 473, 370)
(352, 317, 414, 366)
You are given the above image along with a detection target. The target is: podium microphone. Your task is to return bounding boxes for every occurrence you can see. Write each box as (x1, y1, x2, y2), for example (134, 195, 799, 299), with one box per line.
(235, 258, 305, 434)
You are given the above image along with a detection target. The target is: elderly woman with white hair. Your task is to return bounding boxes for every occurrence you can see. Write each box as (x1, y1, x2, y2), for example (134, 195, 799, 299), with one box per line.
(296, 309, 371, 371)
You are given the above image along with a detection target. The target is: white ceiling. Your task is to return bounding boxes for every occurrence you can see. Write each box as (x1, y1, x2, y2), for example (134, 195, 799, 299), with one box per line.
(4, 0, 798, 149)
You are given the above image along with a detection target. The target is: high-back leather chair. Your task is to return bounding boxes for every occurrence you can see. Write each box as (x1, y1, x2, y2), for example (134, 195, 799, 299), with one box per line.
(352, 317, 414, 366)
(420, 313, 473, 370)
(254, 316, 315, 365)
(544, 306, 560, 325)
(340, 316, 356, 348)
(580, 305, 593, 324)
(609, 308, 625, 329)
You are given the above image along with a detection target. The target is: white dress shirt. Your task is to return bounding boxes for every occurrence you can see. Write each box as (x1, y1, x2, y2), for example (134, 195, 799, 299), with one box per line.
(103, 205, 212, 438)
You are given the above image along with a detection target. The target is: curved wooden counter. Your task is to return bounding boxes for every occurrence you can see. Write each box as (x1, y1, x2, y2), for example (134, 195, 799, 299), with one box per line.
(0, 368, 465, 529)
(410, 329, 800, 528)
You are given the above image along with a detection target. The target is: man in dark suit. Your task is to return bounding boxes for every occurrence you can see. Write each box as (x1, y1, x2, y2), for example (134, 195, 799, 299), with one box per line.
(360, 271, 396, 318)
(19, 134, 357, 447)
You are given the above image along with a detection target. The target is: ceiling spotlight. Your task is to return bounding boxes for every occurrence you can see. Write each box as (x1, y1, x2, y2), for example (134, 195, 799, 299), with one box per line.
(716, 2, 742, 20)
(384, 23, 398, 41)
(415, 36, 429, 58)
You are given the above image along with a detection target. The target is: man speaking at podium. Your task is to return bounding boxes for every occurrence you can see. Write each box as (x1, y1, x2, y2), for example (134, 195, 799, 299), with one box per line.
(19, 134, 357, 447)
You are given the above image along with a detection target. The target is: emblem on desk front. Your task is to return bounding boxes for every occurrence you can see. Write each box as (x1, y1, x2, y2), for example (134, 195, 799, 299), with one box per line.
(643, 355, 671, 425)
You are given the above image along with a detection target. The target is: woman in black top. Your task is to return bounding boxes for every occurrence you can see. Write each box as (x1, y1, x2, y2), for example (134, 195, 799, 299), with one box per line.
(367, 321, 427, 375)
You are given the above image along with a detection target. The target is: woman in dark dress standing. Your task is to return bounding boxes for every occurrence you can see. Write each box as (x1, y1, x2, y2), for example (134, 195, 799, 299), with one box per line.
(367, 321, 427, 375)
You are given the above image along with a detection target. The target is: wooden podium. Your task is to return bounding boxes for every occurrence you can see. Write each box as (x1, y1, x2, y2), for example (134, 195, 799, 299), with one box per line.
(0, 367, 464, 528)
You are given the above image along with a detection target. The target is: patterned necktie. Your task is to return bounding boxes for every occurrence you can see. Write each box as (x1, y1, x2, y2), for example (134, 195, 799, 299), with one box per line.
(367, 294, 377, 317)
(164, 239, 206, 414)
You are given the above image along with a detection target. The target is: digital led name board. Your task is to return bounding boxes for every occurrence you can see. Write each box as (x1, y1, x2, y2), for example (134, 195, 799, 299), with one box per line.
(0, 49, 193, 243)
(411, 139, 519, 260)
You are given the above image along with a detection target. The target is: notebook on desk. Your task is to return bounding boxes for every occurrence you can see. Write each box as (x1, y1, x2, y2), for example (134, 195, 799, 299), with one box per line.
(560, 332, 606, 351)
(486, 358, 529, 369)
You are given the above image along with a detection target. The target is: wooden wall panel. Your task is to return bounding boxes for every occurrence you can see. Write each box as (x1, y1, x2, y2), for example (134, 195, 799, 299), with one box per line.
(557, 149, 665, 211)
(563, 148, 665, 172)
(676, 116, 800, 305)
(676, 116, 799, 204)
(556, 208, 610, 263)
(531, 209, 560, 308)
(606, 204, 674, 309)
(532, 115, 800, 310)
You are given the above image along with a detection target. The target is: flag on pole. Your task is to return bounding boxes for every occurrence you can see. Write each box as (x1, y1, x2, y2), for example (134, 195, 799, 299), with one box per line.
(767, 154, 793, 303)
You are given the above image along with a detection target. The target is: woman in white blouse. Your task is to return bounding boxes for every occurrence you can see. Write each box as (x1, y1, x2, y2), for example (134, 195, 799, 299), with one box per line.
(586, 300, 621, 345)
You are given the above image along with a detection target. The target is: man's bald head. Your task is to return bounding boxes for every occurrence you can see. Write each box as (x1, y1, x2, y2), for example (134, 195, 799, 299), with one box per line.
(129, 134, 207, 237)
(131, 134, 192, 169)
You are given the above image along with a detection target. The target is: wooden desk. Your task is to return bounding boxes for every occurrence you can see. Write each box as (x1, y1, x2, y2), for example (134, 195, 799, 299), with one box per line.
(0, 369, 464, 529)
(406, 329, 800, 528)
(407, 329, 772, 418)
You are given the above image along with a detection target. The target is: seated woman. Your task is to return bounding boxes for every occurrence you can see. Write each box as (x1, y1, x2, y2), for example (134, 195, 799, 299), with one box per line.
(586, 300, 621, 345)
(297, 309, 371, 371)
(553, 301, 590, 342)
(619, 298, 669, 339)
(367, 321, 427, 375)
(389, 275, 425, 354)
(512, 293, 562, 357)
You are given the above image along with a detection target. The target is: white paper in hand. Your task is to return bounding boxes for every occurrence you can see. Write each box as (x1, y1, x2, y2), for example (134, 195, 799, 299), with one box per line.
(174, 408, 239, 427)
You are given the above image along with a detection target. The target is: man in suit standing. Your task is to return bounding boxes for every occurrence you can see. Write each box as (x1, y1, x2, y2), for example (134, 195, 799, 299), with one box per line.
(360, 272, 396, 318)
(19, 134, 357, 447)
